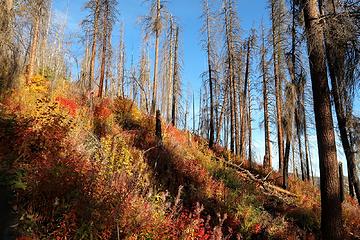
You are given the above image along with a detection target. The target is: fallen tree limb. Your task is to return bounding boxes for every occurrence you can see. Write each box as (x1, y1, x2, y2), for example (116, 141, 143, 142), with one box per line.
(215, 157, 299, 198)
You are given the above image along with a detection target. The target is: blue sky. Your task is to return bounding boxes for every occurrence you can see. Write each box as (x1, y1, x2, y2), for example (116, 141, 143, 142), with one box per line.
(52, 0, 359, 176)
(53, 0, 270, 92)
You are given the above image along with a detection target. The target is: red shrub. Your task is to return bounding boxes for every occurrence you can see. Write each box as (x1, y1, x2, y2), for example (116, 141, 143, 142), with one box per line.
(94, 98, 112, 120)
(55, 96, 78, 116)
(166, 125, 188, 145)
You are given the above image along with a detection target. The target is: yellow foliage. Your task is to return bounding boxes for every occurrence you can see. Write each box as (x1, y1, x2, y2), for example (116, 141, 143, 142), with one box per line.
(32, 97, 73, 129)
(8, 74, 51, 116)
(51, 78, 75, 98)
(96, 135, 150, 186)
(28, 74, 50, 94)
(113, 97, 144, 129)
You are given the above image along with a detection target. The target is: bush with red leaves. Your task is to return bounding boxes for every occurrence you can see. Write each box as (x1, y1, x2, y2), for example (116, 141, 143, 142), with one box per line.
(55, 96, 78, 116)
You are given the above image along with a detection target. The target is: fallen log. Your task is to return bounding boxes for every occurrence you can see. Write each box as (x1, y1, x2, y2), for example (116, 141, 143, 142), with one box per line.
(215, 157, 299, 198)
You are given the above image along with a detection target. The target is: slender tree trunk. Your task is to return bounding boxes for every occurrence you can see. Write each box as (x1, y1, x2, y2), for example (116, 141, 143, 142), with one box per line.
(283, 135, 291, 188)
(291, 143, 297, 178)
(240, 39, 251, 161)
(261, 28, 272, 169)
(105, 29, 112, 97)
(151, 0, 161, 114)
(40, 9, 51, 76)
(166, 18, 174, 121)
(26, 17, 40, 84)
(171, 27, 179, 126)
(205, 0, 215, 148)
(283, 0, 297, 188)
(330, 64, 360, 204)
(117, 24, 125, 97)
(339, 162, 345, 202)
(296, 113, 305, 181)
(247, 69, 252, 168)
(302, 0, 342, 238)
(224, 0, 236, 155)
(89, 0, 99, 91)
(98, 3, 109, 98)
(81, 40, 90, 91)
(232, 69, 238, 156)
(224, 113, 229, 148)
(216, 83, 229, 144)
(271, 0, 284, 173)
(229, 77, 235, 154)
(302, 99, 311, 181)
(121, 49, 125, 98)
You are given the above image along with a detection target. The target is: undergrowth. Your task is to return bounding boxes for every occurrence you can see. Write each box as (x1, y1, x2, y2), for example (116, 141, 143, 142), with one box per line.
(0, 74, 359, 239)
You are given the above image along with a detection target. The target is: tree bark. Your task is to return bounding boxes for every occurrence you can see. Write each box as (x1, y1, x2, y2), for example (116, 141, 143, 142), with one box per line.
(151, 0, 161, 115)
(117, 24, 125, 98)
(89, 0, 99, 91)
(247, 65, 252, 168)
(224, 0, 235, 154)
(339, 162, 345, 203)
(261, 28, 272, 169)
(204, 0, 215, 148)
(323, 0, 360, 205)
(156, 110, 163, 144)
(171, 27, 179, 127)
(240, 39, 251, 162)
(302, 0, 342, 238)
(304, 100, 311, 181)
(271, 0, 284, 173)
(98, 1, 109, 98)
(215, 83, 229, 144)
(166, 17, 174, 120)
(296, 113, 305, 181)
(26, 16, 40, 84)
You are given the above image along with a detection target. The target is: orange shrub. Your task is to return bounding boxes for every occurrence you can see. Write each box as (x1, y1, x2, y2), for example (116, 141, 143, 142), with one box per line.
(55, 96, 78, 116)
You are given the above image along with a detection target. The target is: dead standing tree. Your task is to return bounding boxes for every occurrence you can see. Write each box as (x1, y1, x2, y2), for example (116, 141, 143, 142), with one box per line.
(25, 0, 50, 84)
(98, 0, 118, 98)
(270, 0, 285, 173)
(83, 0, 100, 92)
(322, 0, 360, 205)
(143, 0, 164, 115)
(223, 0, 240, 156)
(171, 26, 180, 127)
(201, 0, 216, 148)
(260, 24, 272, 169)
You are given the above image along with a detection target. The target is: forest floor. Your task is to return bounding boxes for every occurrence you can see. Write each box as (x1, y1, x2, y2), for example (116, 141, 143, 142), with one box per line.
(0, 75, 359, 239)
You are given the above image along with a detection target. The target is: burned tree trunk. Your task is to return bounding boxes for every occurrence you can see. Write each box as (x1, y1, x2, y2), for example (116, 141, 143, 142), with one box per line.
(89, 0, 100, 91)
(323, 0, 360, 205)
(171, 27, 179, 127)
(261, 26, 272, 169)
(302, 0, 342, 238)
(98, 1, 109, 98)
(156, 110, 163, 144)
(270, 0, 285, 174)
(151, 0, 161, 115)
(204, 0, 215, 148)
(240, 39, 251, 162)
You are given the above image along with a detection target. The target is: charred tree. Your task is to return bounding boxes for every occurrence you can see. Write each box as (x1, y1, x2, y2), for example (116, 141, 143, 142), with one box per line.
(301, 0, 342, 238)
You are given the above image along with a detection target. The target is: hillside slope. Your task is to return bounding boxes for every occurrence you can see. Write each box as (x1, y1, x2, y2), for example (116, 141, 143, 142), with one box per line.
(0, 77, 359, 240)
